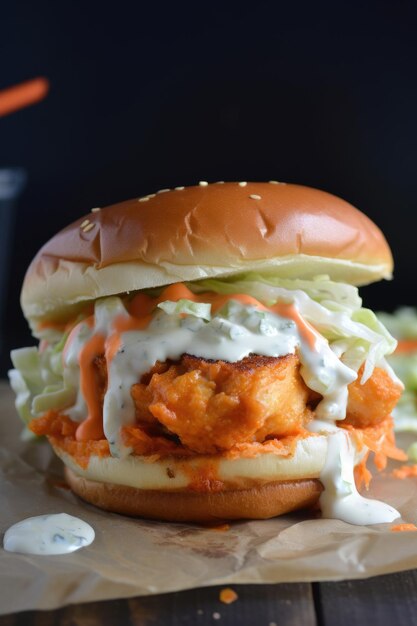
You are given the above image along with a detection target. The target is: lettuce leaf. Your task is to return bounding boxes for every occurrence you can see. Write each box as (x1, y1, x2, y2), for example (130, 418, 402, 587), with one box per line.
(9, 340, 76, 427)
(157, 299, 212, 320)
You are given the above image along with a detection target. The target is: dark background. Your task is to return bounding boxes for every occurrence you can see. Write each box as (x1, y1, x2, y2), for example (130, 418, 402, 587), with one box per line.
(1, 0, 417, 372)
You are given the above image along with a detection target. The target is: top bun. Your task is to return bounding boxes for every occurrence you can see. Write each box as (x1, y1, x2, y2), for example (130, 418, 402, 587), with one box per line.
(22, 182, 393, 327)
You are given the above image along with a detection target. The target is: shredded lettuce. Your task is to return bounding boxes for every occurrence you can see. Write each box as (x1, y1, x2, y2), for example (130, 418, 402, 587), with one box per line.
(189, 274, 397, 382)
(190, 273, 363, 310)
(9, 340, 76, 427)
(157, 299, 211, 320)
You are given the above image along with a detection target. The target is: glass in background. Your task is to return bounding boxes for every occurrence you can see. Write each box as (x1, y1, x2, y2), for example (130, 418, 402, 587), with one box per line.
(0, 168, 26, 364)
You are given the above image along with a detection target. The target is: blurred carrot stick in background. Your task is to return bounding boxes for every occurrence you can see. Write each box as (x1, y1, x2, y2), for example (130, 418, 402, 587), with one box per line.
(0, 77, 49, 118)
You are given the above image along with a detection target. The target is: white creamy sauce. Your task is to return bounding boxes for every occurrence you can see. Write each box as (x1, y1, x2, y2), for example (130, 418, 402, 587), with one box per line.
(308, 422, 400, 525)
(3, 513, 95, 555)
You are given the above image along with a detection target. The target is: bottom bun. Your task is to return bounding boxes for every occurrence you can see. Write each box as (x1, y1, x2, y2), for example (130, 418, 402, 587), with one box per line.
(65, 467, 323, 522)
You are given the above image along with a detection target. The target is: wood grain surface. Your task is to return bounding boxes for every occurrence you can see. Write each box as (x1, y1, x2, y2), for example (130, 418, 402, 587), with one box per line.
(2, 583, 315, 625)
(318, 570, 417, 625)
(2, 573, 417, 625)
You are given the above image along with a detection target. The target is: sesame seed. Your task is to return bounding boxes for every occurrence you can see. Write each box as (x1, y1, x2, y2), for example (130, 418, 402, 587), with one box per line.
(269, 180, 279, 184)
(213, 613, 221, 620)
(199, 181, 208, 186)
(249, 194, 262, 200)
(238, 181, 247, 187)
(80, 219, 90, 228)
(157, 188, 170, 193)
(215, 181, 225, 184)
(91, 207, 101, 212)
(147, 193, 156, 198)
(82, 223, 95, 233)
(175, 186, 185, 191)
(138, 196, 149, 202)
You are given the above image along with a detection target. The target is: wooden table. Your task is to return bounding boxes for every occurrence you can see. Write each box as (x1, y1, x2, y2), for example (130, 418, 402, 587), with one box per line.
(2, 571, 417, 624)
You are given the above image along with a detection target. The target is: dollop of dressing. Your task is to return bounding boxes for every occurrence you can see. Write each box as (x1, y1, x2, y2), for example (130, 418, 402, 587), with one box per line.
(3, 513, 95, 555)
(308, 421, 400, 524)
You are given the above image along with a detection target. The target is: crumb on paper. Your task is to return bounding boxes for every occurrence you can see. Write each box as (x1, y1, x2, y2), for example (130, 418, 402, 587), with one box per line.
(219, 588, 238, 604)
(390, 523, 417, 532)
(213, 612, 221, 620)
(392, 464, 417, 479)
(208, 523, 230, 532)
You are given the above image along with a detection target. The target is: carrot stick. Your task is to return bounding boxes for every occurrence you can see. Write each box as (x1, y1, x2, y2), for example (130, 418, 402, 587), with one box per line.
(0, 77, 49, 118)
(395, 339, 417, 354)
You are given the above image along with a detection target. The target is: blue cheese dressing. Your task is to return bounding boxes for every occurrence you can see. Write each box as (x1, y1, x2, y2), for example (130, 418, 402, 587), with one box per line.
(3, 513, 95, 555)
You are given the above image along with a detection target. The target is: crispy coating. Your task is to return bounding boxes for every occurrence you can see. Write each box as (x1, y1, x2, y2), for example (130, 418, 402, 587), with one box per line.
(344, 365, 402, 427)
(96, 353, 401, 454)
(131, 354, 313, 454)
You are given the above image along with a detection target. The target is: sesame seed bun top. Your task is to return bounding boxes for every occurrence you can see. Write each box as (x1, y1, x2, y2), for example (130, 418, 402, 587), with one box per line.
(21, 182, 393, 328)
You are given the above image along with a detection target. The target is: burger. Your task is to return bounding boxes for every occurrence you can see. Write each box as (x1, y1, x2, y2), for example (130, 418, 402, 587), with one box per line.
(9, 182, 407, 523)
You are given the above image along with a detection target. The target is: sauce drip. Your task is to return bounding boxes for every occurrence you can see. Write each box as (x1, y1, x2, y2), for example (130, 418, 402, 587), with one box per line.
(308, 421, 400, 525)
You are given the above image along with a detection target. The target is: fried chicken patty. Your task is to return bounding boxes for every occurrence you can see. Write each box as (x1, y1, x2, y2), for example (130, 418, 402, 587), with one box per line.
(131, 354, 313, 454)
(94, 353, 401, 455)
(344, 365, 401, 427)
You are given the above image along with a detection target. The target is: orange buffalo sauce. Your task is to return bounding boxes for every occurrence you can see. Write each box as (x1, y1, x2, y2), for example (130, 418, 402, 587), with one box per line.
(29, 411, 109, 469)
(181, 460, 225, 493)
(75, 333, 106, 441)
(271, 302, 318, 350)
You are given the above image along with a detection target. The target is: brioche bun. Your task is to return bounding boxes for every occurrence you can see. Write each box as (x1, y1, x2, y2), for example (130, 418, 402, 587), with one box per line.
(21, 182, 392, 328)
(57, 434, 327, 521)
(64, 468, 323, 522)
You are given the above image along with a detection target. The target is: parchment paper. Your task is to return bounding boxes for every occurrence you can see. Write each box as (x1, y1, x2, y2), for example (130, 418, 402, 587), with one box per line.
(2, 380, 417, 615)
